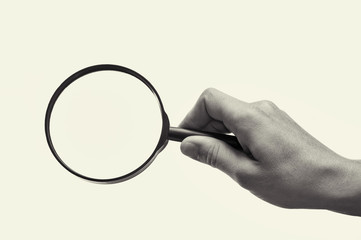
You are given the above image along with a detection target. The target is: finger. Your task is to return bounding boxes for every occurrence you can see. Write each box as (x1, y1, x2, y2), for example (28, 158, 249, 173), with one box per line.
(180, 136, 258, 182)
(179, 88, 249, 135)
(203, 120, 230, 133)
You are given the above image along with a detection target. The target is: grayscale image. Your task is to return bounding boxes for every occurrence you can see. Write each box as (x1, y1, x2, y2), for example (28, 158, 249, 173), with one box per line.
(1, 1, 360, 239)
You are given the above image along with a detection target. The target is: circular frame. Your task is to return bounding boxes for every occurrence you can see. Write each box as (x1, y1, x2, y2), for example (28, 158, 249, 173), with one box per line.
(45, 64, 170, 184)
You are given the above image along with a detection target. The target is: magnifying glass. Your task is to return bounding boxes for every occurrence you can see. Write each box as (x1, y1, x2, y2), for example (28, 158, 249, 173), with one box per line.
(45, 64, 241, 184)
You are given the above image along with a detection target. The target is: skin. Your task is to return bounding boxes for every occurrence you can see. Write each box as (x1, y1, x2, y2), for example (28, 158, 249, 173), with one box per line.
(179, 88, 361, 216)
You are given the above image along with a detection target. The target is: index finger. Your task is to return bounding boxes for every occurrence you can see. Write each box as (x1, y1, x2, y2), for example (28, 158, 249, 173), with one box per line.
(179, 88, 249, 135)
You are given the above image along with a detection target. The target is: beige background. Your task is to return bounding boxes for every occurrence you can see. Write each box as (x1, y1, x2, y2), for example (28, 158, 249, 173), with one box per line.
(1, 1, 361, 239)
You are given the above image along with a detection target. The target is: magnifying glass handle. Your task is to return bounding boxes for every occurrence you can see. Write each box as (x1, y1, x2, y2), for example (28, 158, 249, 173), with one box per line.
(168, 127, 242, 150)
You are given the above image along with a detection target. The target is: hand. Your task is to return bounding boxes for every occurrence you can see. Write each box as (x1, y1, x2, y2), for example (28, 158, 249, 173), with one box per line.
(179, 88, 361, 216)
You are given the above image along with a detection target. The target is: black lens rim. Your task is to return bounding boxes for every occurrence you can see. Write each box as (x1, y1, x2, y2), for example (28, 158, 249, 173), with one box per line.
(45, 64, 170, 184)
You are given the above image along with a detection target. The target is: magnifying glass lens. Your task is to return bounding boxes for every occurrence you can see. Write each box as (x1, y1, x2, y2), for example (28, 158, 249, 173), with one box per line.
(50, 71, 163, 179)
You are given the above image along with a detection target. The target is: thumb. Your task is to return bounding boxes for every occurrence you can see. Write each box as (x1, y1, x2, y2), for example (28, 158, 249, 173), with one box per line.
(180, 136, 254, 178)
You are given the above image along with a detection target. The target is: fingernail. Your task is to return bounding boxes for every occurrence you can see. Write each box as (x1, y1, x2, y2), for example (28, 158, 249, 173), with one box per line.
(180, 141, 199, 160)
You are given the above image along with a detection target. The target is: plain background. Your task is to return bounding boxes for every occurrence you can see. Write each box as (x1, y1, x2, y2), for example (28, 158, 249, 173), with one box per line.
(1, 1, 361, 239)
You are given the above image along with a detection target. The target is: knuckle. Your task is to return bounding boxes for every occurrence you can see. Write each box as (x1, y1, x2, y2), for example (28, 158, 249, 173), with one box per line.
(201, 87, 216, 97)
(251, 100, 278, 116)
(244, 105, 259, 119)
(263, 100, 277, 108)
(254, 100, 277, 110)
(200, 88, 217, 101)
(205, 143, 221, 168)
(232, 105, 258, 123)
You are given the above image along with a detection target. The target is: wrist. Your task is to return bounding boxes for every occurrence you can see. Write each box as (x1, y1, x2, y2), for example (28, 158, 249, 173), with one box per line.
(322, 157, 361, 216)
